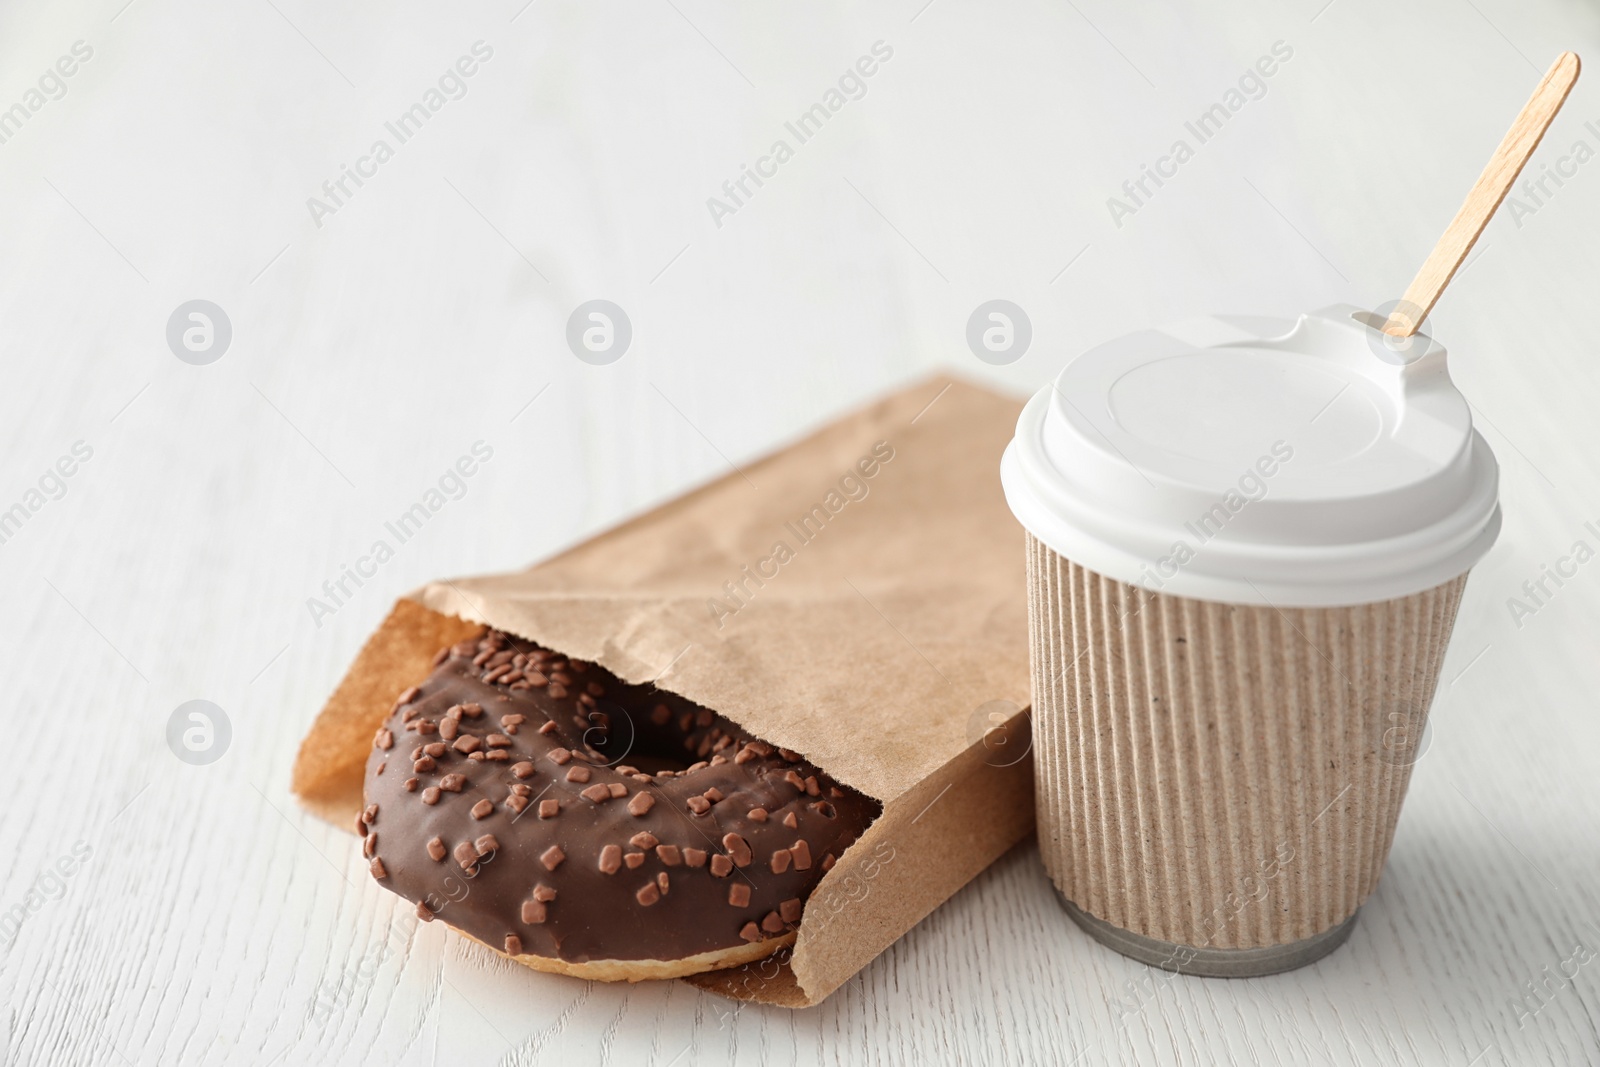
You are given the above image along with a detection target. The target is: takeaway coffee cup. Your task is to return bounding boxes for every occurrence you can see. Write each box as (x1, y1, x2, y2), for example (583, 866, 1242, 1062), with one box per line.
(1000, 305, 1500, 976)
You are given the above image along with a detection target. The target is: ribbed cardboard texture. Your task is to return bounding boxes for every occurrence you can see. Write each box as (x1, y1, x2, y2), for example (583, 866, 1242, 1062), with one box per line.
(1027, 533, 1466, 950)
(293, 377, 1034, 1006)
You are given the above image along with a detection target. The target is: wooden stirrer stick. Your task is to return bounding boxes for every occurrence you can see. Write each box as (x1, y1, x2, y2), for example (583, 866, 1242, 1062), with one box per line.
(1384, 52, 1581, 337)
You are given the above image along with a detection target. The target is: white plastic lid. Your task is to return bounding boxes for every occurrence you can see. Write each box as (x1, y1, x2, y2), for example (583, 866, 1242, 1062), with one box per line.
(1000, 304, 1501, 607)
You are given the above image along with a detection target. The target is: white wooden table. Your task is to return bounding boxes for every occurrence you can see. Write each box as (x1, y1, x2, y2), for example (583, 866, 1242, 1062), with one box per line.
(3, 0, 1599, 1063)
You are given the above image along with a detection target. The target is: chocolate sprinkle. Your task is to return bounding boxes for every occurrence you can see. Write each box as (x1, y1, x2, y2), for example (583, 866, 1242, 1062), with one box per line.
(722, 833, 752, 868)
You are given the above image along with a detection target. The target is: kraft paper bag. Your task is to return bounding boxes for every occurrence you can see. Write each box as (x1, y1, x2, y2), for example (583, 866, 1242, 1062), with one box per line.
(293, 375, 1034, 1006)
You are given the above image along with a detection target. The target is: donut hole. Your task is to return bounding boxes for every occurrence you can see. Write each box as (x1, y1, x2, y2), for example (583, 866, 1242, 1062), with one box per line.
(581, 699, 697, 776)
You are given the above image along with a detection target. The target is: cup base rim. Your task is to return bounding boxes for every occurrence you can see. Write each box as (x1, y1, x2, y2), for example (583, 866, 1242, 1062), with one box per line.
(1059, 895, 1359, 978)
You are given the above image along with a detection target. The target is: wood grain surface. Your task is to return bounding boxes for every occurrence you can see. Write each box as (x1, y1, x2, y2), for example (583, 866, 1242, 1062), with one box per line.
(2, 0, 1599, 1064)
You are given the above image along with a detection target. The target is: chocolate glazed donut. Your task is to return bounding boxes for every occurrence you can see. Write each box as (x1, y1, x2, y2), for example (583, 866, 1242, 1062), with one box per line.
(359, 629, 880, 980)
